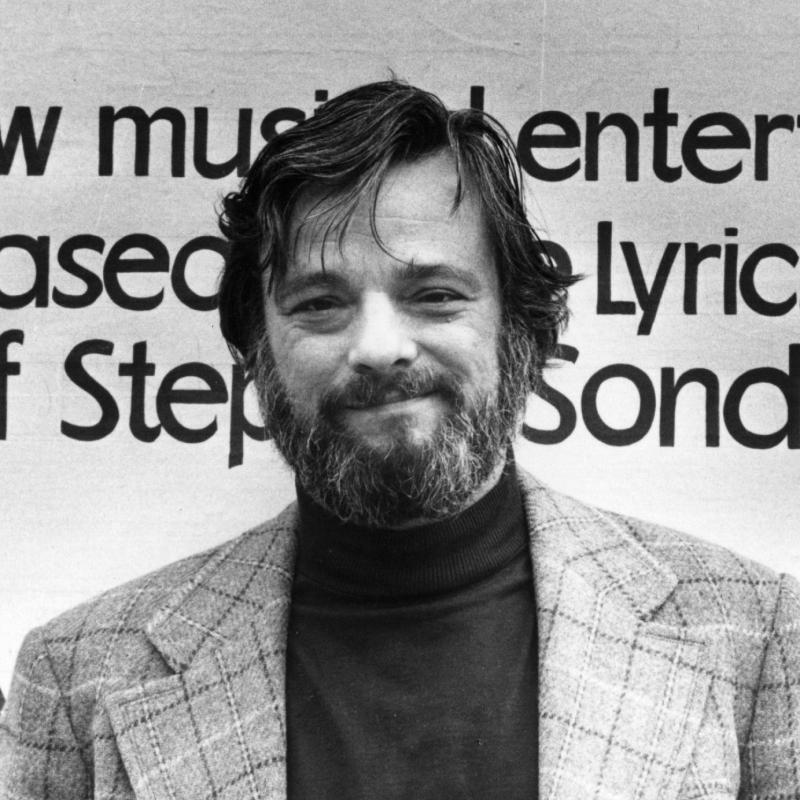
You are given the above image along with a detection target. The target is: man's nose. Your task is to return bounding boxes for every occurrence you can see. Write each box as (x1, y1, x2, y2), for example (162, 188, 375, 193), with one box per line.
(346, 293, 418, 372)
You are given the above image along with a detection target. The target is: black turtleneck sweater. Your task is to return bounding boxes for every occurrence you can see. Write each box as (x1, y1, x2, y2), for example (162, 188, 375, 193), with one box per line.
(286, 463, 538, 800)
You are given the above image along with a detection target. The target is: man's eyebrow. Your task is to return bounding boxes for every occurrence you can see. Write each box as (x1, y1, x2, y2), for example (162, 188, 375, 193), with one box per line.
(273, 271, 349, 300)
(395, 261, 483, 292)
(274, 261, 484, 300)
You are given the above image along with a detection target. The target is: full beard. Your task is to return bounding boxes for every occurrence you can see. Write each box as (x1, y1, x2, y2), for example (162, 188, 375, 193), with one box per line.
(253, 329, 533, 528)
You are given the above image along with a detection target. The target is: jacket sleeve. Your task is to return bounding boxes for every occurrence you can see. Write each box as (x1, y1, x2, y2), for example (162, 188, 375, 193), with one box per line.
(740, 572, 800, 798)
(0, 627, 91, 799)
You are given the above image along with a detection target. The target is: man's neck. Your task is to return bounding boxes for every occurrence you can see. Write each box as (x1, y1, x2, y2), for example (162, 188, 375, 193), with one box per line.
(293, 455, 523, 598)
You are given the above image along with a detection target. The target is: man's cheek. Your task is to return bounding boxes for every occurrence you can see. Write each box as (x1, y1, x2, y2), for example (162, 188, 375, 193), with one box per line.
(291, 371, 337, 417)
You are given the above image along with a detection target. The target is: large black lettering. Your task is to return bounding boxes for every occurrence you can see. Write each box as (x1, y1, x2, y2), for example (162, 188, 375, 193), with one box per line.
(516, 111, 581, 181)
(118, 342, 160, 442)
(61, 340, 119, 441)
(0, 235, 49, 309)
(739, 243, 797, 316)
(0, 330, 24, 440)
(260, 107, 305, 142)
(582, 364, 656, 445)
(621, 238, 681, 335)
(596, 221, 636, 317)
(193, 107, 253, 179)
(98, 106, 186, 176)
(642, 88, 681, 183)
(156, 362, 228, 443)
(522, 344, 579, 445)
(660, 368, 720, 446)
(683, 242, 721, 315)
(754, 114, 794, 181)
(228, 364, 267, 468)
(53, 234, 105, 309)
(723, 228, 739, 314)
(585, 112, 639, 181)
(682, 112, 751, 183)
(171, 236, 225, 311)
(104, 233, 169, 311)
(723, 345, 800, 449)
(538, 240, 573, 278)
(0, 106, 61, 175)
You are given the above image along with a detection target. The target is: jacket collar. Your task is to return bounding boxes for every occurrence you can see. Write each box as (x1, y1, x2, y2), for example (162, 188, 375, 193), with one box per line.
(519, 469, 677, 622)
(147, 469, 679, 669)
(143, 502, 298, 673)
(106, 469, 711, 800)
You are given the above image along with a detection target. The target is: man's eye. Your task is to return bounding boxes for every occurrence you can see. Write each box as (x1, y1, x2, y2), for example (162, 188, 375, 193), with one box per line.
(291, 297, 339, 313)
(417, 290, 462, 304)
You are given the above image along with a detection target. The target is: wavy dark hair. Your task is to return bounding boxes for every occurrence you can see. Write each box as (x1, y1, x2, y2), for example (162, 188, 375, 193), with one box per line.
(217, 80, 577, 387)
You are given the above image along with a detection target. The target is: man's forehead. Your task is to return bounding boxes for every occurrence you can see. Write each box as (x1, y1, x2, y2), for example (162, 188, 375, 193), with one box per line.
(288, 153, 479, 245)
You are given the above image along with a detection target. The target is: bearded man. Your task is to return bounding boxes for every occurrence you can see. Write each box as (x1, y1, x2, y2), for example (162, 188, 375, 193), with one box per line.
(2, 81, 799, 800)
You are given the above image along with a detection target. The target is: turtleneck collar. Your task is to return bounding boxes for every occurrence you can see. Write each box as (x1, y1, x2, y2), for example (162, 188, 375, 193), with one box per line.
(294, 459, 525, 599)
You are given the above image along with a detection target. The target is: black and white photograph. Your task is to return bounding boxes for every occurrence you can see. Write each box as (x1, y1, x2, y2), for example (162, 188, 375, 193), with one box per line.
(1, 1, 799, 796)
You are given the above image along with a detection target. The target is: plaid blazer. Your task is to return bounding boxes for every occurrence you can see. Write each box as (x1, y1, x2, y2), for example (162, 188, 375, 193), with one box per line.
(2, 470, 799, 799)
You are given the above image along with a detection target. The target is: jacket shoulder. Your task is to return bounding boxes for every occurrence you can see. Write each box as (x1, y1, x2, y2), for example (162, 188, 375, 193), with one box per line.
(519, 469, 789, 628)
(11, 505, 297, 696)
(523, 480, 800, 795)
(602, 506, 800, 798)
(604, 507, 787, 628)
(1, 507, 298, 788)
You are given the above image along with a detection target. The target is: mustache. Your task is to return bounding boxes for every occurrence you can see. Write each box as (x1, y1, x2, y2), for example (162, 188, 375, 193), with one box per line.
(319, 368, 463, 414)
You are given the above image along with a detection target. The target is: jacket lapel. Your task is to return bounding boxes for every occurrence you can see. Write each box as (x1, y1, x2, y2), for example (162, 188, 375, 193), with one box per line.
(521, 473, 713, 799)
(105, 505, 298, 800)
(105, 470, 714, 800)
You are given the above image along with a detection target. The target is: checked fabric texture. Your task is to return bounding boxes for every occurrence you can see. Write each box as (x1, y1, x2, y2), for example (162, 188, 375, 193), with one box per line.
(1, 470, 799, 799)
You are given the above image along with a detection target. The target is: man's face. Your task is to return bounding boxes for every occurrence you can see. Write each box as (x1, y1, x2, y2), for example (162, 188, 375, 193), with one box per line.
(257, 151, 529, 527)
